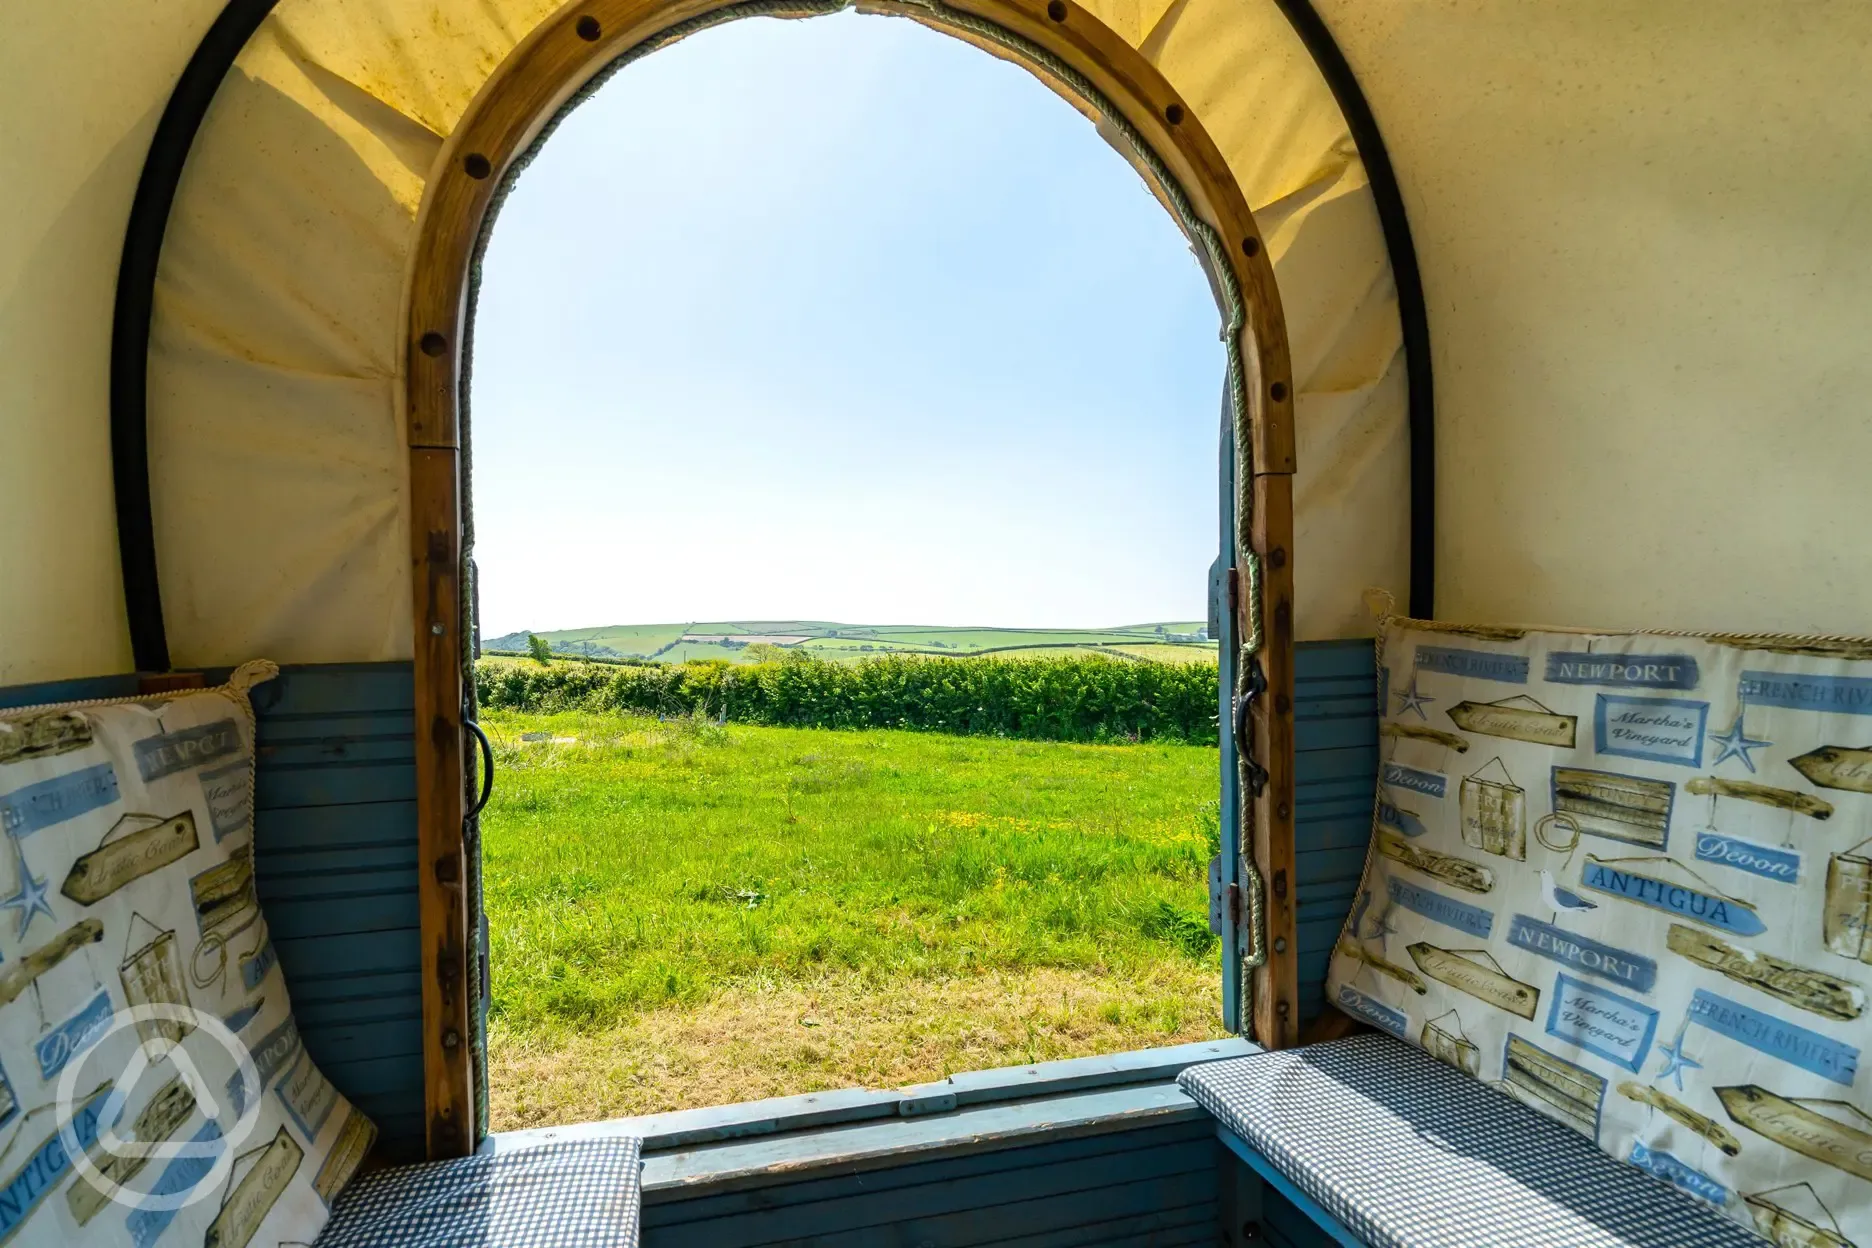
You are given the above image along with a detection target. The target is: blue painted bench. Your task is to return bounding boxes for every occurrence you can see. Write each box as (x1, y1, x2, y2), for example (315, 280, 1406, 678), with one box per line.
(1179, 1035, 1764, 1248)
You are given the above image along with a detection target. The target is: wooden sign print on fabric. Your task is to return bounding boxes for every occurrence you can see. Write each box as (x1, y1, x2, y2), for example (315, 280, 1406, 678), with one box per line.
(61, 811, 199, 903)
(1448, 697, 1578, 748)
(313, 1110, 377, 1207)
(1686, 776, 1834, 820)
(1382, 722, 1469, 752)
(119, 913, 194, 1045)
(1824, 839, 1872, 964)
(209, 1127, 304, 1248)
(1327, 617, 1872, 1246)
(66, 1077, 197, 1225)
(1503, 1034, 1605, 1139)
(1377, 831, 1496, 894)
(1617, 1082, 1742, 1156)
(1666, 925, 1864, 1021)
(1423, 1011, 1481, 1076)
(1550, 768, 1674, 849)
(1406, 944, 1539, 1019)
(1717, 1087, 1872, 1182)
(1792, 746, 1872, 795)
(1337, 939, 1428, 993)
(1460, 757, 1526, 860)
(1745, 1185, 1854, 1248)
(0, 712, 91, 765)
(0, 918, 103, 1008)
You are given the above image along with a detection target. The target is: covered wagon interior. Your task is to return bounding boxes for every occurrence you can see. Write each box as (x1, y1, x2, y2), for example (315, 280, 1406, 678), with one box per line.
(4, 1, 1872, 1245)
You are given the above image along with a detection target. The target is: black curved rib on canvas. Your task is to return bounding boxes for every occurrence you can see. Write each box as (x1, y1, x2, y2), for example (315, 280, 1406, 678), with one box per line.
(1272, 0, 1438, 619)
(110, 0, 282, 673)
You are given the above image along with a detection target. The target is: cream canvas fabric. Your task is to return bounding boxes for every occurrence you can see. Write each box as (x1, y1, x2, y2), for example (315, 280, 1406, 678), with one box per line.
(135, 0, 1406, 669)
(12, 5, 1872, 684)
(1328, 617, 1872, 1247)
(0, 664, 374, 1246)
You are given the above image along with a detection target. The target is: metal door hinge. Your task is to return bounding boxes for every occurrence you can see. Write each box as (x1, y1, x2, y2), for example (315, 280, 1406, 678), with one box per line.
(1210, 855, 1268, 967)
(1205, 853, 1265, 972)
(1208, 853, 1233, 937)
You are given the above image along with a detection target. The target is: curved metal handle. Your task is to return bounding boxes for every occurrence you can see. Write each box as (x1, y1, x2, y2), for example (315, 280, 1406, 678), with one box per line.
(1235, 657, 1269, 795)
(465, 721, 494, 819)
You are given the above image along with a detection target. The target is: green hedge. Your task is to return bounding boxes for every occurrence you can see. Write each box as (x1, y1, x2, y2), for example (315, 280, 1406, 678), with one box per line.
(476, 653, 1219, 744)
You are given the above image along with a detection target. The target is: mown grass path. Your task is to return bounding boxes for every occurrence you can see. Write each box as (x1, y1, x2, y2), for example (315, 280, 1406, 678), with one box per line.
(481, 710, 1225, 1128)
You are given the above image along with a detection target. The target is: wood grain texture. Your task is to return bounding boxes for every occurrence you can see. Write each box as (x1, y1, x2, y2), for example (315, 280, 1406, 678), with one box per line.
(1248, 475, 1298, 1049)
(409, 448, 472, 1156)
(406, 0, 1299, 1134)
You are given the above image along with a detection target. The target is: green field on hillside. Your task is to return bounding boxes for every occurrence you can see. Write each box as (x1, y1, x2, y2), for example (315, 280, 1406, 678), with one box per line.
(484, 618, 1216, 665)
(480, 708, 1225, 1128)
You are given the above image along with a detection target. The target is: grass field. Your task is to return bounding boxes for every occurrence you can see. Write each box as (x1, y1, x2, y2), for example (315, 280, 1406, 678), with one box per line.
(480, 709, 1226, 1129)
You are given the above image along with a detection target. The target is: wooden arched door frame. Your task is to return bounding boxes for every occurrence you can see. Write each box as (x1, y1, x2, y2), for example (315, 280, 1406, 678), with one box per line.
(405, 0, 1297, 1158)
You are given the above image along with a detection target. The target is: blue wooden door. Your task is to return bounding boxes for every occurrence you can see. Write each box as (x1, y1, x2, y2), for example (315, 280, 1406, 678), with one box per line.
(1215, 398, 1245, 1034)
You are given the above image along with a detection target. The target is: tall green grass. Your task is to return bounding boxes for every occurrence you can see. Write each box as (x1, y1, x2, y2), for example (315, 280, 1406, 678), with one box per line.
(476, 652, 1219, 744)
(481, 710, 1222, 1036)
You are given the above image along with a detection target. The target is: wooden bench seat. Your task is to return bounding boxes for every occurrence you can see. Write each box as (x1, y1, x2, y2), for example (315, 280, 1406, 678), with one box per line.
(1179, 1036, 1765, 1248)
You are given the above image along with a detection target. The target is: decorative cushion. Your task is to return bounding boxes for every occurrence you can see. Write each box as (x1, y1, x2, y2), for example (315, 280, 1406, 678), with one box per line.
(0, 663, 375, 1246)
(313, 1139, 643, 1247)
(1327, 617, 1872, 1247)
(1181, 1036, 1765, 1248)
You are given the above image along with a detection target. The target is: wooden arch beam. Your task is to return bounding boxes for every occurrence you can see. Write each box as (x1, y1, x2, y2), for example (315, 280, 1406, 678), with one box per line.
(404, 0, 1298, 1158)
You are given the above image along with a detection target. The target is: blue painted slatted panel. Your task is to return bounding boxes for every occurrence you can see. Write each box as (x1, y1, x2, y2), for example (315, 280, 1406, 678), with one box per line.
(644, 1120, 1218, 1248)
(0, 673, 139, 710)
(245, 663, 426, 1159)
(1293, 641, 1378, 1022)
(1263, 1185, 1348, 1248)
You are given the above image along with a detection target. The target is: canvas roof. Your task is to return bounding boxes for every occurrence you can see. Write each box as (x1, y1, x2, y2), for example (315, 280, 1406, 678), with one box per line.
(3, 0, 1868, 684)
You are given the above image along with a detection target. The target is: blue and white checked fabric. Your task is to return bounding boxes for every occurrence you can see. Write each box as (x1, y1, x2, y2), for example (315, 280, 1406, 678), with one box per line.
(313, 1138, 644, 1247)
(1180, 1037, 1767, 1248)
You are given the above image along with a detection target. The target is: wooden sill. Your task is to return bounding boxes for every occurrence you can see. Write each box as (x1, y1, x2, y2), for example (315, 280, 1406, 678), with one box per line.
(482, 1038, 1256, 1195)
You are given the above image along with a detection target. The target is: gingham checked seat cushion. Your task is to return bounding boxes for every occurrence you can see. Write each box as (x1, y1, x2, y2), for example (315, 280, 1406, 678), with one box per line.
(313, 1138, 644, 1247)
(1179, 1036, 1766, 1248)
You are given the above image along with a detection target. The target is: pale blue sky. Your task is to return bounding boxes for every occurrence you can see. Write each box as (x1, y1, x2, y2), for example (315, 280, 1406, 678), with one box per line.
(470, 10, 1223, 636)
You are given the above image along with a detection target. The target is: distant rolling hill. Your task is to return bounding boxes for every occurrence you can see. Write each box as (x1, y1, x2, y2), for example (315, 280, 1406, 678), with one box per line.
(483, 620, 1216, 665)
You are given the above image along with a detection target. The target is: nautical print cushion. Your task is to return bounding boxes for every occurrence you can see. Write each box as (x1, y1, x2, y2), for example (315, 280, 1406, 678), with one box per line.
(0, 663, 375, 1246)
(1326, 618, 1872, 1247)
